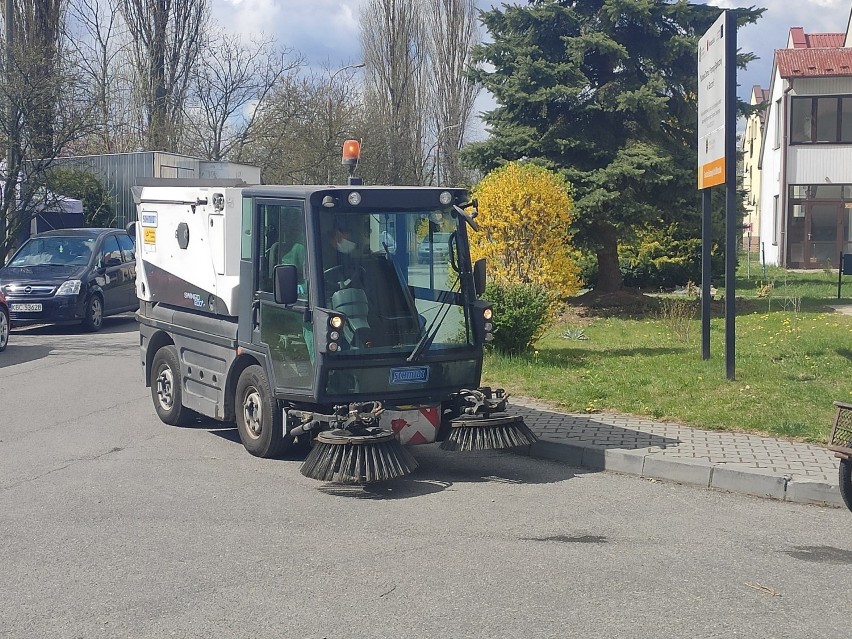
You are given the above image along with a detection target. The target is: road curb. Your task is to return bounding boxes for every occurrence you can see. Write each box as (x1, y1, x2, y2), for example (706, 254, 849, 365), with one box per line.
(522, 439, 844, 508)
(785, 478, 845, 507)
(710, 465, 788, 500)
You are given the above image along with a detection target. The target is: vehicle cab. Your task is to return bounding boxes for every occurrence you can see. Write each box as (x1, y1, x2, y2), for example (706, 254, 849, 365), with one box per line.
(238, 185, 492, 410)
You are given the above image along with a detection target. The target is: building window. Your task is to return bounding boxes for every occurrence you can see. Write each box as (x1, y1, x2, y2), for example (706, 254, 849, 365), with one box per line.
(790, 95, 852, 144)
(843, 98, 852, 142)
(791, 185, 809, 199)
(774, 99, 782, 149)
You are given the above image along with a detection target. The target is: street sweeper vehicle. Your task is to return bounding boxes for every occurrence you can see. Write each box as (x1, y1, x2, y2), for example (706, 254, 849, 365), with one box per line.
(131, 141, 535, 483)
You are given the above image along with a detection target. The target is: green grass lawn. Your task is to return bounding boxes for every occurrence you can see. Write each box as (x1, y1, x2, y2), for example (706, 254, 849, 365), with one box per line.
(482, 263, 852, 443)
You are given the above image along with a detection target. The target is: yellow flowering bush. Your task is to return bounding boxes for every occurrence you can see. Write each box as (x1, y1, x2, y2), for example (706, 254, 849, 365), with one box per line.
(471, 162, 581, 302)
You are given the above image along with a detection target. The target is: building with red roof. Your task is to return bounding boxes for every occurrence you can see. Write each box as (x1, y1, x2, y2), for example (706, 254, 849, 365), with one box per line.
(757, 10, 852, 269)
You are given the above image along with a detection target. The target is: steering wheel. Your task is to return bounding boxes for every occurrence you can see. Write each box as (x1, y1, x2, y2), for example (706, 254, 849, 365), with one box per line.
(324, 264, 366, 290)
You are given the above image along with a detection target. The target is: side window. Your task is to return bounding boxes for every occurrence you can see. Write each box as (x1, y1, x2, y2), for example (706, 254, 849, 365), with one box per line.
(117, 233, 135, 263)
(790, 97, 812, 144)
(99, 235, 122, 267)
(259, 202, 308, 299)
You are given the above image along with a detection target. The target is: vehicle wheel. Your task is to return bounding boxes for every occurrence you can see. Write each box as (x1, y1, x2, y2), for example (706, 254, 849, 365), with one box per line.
(0, 307, 8, 352)
(82, 294, 104, 332)
(235, 365, 292, 458)
(839, 455, 852, 513)
(150, 346, 194, 426)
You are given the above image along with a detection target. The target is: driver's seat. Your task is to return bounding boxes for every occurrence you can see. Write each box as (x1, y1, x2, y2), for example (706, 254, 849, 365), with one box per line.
(331, 288, 371, 348)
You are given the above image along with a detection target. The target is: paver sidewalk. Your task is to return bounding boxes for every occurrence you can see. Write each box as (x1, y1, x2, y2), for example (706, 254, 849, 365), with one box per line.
(507, 397, 843, 507)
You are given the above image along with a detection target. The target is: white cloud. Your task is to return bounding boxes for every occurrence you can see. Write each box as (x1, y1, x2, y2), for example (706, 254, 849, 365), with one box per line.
(687, 1, 852, 99)
(209, 0, 852, 134)
(213, 0, 363, 66)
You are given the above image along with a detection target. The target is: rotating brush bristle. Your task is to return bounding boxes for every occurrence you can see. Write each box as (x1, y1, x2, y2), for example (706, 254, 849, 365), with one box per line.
(440, 415, 537, 452)
(300, 429, 418, 484)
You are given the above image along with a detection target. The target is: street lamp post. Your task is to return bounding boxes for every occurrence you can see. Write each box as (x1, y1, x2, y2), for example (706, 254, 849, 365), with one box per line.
(327, 62, 365, 183)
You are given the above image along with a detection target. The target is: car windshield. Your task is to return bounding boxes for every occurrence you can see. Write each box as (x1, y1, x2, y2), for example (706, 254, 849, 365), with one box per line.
(8, 236, 95, 267)
(318, 208, 473, 356)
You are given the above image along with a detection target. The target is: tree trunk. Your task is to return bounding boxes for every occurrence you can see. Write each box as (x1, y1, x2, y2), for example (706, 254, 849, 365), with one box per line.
(595, 222, 623, 293)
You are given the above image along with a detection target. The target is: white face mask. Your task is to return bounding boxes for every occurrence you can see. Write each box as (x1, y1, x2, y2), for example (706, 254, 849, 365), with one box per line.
(336, 238, 356, 254)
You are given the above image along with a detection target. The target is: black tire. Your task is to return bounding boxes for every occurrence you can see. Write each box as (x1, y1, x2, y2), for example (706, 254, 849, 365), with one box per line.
(235, 364, 292, 458)
(0, 307, 9, 352)
(839, 457, 852, 513)
(150, 345, 194, 426)
(82, 294, 104, 332)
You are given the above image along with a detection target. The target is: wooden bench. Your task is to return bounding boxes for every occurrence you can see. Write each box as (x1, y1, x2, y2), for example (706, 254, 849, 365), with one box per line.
(828, 401, 852, 460)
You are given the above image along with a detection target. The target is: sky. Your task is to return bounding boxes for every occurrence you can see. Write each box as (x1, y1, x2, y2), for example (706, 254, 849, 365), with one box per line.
(210, 0, 852, 133)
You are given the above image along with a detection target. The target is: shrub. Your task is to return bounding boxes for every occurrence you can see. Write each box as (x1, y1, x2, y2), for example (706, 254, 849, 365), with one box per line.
(485, 282, 552, 355)
(47, 168, 116, 228)
(618, 225, 725, 291)
(656, 297, 698, 342)
(471, 162, 582, 304)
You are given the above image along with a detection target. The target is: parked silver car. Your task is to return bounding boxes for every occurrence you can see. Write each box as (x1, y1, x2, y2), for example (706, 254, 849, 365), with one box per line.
(417, 232, 452, 264)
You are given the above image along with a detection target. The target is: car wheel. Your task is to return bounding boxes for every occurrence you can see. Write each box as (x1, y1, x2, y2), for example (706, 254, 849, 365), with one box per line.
(150, 345, 194, 426)
(82, 294, 104, 332)
(235, 364, 292, 458)
(0, 307, 8, 352)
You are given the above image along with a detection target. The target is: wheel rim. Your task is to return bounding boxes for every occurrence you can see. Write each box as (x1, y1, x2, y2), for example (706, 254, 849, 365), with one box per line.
(0, 311, 8, 349)
(242, 386, 263, 440)
(91, 297, 103, 326)
(155, 365, 175, 410)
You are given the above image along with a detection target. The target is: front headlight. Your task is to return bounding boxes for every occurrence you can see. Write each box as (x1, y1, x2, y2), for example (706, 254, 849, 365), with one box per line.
(56, 280, 82, 296)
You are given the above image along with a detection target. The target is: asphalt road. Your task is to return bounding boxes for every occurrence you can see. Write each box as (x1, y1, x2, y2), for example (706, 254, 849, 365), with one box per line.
(1, 317, 851, 639)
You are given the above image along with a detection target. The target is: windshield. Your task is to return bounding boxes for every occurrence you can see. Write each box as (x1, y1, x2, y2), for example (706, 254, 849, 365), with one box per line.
(8, 236, 95, 267)
(318, 208, 473, 356)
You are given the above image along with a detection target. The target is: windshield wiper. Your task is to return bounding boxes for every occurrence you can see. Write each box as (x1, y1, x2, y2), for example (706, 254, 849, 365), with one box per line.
(406, 289, 456, 362)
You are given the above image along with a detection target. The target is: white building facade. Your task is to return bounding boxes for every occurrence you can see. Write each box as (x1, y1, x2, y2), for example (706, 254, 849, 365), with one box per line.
(758, 18, 852, 269)
(741, 86, 767, 254)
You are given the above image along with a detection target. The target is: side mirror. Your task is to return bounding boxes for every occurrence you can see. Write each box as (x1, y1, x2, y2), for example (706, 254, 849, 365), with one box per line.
(125, 221, 137, 240)
(473, 258, 486, 297)
(105, 257, 122, 268)
(274, 264, 299, 305)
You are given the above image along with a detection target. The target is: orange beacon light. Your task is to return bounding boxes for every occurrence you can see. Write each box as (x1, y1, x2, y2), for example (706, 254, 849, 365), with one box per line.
(342, 139, 361, 166)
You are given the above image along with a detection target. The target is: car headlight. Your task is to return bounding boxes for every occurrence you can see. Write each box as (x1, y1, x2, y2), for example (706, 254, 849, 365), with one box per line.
(56, 280, 82, 296)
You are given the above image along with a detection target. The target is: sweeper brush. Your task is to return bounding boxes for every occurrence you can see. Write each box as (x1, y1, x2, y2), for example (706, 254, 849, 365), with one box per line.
(440, 414, 538, 452)
(439, 387, 538, 452)
(300, 429, 418, 484)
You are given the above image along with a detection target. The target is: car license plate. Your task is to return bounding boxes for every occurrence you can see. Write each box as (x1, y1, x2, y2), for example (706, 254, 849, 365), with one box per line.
(11, 303, 42, 312)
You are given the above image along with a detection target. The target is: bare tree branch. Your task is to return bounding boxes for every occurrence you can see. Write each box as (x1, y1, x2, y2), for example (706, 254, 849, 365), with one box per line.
(66, 0, 139, 152)
(360, 0, 427, 185)
(0, 0, 96, 259)
(119, 0, 208, 150)
(182, 31, 303, 162)
(423, 0, 480, 186)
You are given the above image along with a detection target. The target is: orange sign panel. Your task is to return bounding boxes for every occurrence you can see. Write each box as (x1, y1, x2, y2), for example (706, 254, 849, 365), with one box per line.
(699, 157, 725, 189)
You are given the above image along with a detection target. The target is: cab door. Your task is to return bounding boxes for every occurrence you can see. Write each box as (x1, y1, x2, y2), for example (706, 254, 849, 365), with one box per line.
(252, 199, 314, 393)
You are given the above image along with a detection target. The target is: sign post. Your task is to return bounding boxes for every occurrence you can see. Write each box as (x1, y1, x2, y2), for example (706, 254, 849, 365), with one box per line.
(698, 11, 737, 380)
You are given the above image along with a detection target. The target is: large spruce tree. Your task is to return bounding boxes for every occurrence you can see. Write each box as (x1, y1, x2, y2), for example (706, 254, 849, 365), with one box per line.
(464, 0, 762, 292)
